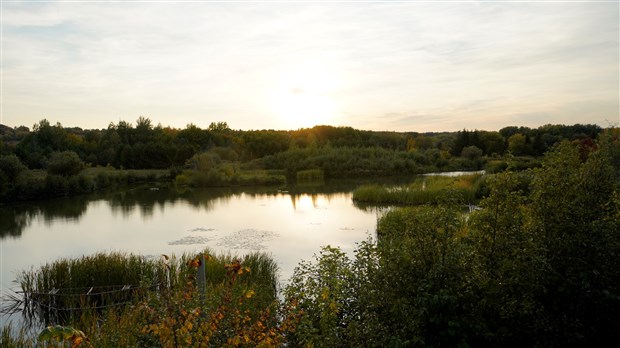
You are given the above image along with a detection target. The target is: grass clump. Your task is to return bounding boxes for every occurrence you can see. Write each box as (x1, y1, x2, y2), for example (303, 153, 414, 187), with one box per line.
(0, 324, 36, 348)
(175, 169, 286, 187)
(296, 169, 324, 183)
(3, 248, 285, 347)
(352, 173, 484, 205)
(13, 252, 170, 327)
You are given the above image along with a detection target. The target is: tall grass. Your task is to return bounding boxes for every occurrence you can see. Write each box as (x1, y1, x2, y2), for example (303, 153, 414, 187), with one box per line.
(84, 167, 170, 190)
(0, 324, 36, 348)
(296, 169, 324, 183)
(176, 169, 286, 187)
(14, 252, 169, 326)
(353, 173, 484, 205)
(5, 248, 280, 343)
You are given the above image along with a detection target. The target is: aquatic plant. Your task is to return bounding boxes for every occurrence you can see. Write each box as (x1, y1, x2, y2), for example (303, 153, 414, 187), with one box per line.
(352, 173, 484, 205)
(296, 169, 325, 183)
(11, 252, 169, 327)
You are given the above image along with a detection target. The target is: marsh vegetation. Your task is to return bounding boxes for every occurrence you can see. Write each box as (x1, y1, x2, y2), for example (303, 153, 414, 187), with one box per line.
(0, 122, 617, 346)
(352, 172, 485, 206)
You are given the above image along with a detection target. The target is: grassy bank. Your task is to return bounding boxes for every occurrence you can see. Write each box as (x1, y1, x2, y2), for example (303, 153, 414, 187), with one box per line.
(352, 173, 485, 205)
(1, 167, 172, 203)
(175, 169, 286, 187)
(11, 252, 170, 327)
(2, 249, 282, 347)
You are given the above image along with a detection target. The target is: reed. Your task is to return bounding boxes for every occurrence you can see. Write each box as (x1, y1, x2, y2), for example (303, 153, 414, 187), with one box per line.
(179, 249, 279, 305)
(4, 248, 280, 345)
(0, 324, 36, 348)
(177, 169, 286, 187)
(15, 252, 168, 326)
(352, 173, 483, 205)
(296, 169, 325, 183)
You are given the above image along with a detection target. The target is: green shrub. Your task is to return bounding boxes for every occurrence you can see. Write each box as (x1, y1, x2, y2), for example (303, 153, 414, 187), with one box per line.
(0, 154, 27, 181)
(47, 151, 85, 177)
(6, 249, 283, 346)
(484, 160, 508, 173)
(296, 169, 324, 182)
(353, 174, 483, 205)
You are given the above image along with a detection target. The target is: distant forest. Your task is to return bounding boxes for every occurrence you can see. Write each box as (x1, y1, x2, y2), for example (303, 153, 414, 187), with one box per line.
(0, 118, 605, 202)
(0, 117, 602, 170)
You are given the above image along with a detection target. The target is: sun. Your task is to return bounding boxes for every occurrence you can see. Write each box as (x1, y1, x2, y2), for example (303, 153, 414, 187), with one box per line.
(271, 63, 340, 129)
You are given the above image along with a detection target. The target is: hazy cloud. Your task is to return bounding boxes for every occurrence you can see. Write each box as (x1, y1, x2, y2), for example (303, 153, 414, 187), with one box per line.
(1, 1, 618, 131)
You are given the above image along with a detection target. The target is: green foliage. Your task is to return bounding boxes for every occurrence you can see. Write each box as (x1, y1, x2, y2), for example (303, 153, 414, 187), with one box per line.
(467, 172, 546, 345)
(177, 169, 285, 188)
(377, 205, 473, 347)
(528, 140, 620, 345)
(460, 145, 483, 160)
(484, 159, 508, 173)
(507, 133, 530, 156)
(284, 246, 354, 347)
(177, 148, 285, 188)
(16, 252, 169, 326)
(0, 154, 27, 181)
(287, 134, 620, 346)
(47, 151, 85, 176)
(5, 249, 285, 347)
(296, 169, 324, 182)
(1, 324, 35, 348)
(3, 119, 602, 203)
(353, 173, 483, 205)
(283, 243, 386, 347)
(261, 146, 431, 178)
(3, 130, 619, 346)
(38, 325, 91, 347)
(0, 155, 29, 200)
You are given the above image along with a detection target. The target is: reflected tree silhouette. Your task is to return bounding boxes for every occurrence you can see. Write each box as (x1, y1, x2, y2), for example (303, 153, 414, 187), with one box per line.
(1, 197, 89, 238)
(0, 178, 391, 238)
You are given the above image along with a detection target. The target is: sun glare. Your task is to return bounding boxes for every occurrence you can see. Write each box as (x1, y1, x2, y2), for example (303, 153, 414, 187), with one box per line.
(271, 62, 341, 129)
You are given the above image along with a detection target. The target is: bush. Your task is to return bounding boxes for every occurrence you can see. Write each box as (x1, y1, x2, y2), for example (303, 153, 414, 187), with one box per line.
(0, 154, 27, 181)
(285, 138, 620, 346)
(47, 151, 85, 177)
(484, 160, 508, 173)
(296, 169, 324, 182)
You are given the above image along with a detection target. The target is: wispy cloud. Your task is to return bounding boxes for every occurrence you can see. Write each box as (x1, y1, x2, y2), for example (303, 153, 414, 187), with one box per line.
(1, 1, 618, 131)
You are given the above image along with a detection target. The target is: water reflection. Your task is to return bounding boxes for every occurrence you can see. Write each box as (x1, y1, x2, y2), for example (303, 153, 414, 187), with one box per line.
(1, 179, 418, 333)
(2, 182, 379, 288)
(0, 197, 90, 239)
(0, 176, 428, 239)
(0, 206, 34, 238)
(0, 180, 380, 239)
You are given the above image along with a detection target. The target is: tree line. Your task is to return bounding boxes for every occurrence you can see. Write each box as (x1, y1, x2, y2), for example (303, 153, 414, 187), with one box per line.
(1, 118, 602, 169)
(0, 118, 604, 202)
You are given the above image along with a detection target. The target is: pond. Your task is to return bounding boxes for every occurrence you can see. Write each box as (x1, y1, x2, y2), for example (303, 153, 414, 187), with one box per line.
(0, 183, 380, 300)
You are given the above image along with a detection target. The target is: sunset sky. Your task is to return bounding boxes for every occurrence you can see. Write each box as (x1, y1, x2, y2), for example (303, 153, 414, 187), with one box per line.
(1, 0, 618, 132)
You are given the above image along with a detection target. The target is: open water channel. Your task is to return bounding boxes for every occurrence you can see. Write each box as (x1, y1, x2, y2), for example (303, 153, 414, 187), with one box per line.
(0, 183, 381, 302)
(1, 172, 480, 328)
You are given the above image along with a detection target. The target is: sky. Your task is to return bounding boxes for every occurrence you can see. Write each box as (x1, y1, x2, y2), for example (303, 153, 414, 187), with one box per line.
(0, 0, 618, 132)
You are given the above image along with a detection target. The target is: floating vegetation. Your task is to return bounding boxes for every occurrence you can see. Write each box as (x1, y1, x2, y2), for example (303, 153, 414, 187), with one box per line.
(168, 236, 214, 245)
(217, 229, 279, 250)
(339, 227, 355, 231)
(188, 227, 217, 232)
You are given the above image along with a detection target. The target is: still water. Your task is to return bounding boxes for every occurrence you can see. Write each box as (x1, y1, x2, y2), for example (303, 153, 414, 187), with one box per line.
(0, 184, 379, 296)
